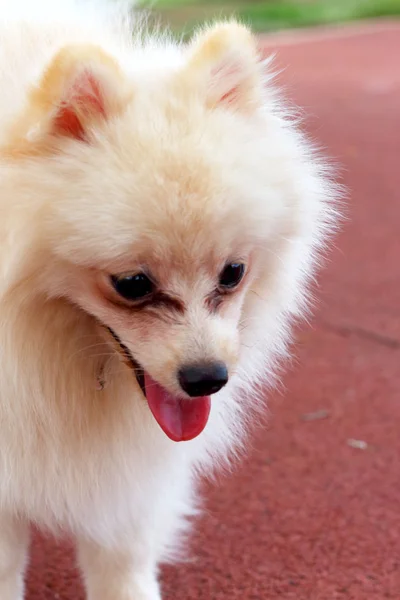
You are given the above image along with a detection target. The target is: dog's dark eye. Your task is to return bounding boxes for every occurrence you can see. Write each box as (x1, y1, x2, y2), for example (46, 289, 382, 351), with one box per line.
(111, 273, 154, 301)
(219, 263, 245, 290)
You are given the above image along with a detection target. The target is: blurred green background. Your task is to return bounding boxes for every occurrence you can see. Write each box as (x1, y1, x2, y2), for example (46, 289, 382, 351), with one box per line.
(140, 0, 400, 36)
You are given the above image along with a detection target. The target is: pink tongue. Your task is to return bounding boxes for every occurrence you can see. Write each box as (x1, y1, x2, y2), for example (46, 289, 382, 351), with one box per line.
(144, 373, 211, 442)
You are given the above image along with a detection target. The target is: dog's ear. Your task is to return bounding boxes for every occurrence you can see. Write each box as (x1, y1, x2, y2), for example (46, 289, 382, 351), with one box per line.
(185, 22, 264, 113)
(8, 45, 130, 152)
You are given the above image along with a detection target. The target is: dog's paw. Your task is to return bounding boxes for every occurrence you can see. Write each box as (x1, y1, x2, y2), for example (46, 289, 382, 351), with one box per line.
(133, 593, 161, 600)
(86, 578, 162, 600)
(127, 582, 161, 600)
(123, 572, 162, 600)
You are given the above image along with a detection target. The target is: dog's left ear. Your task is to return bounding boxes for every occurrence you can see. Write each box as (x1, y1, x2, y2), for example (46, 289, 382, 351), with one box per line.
(8, 44, 131, 153)
(185, 22, 264, 114)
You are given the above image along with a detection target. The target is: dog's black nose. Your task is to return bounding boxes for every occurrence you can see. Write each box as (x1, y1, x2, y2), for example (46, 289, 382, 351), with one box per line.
(178, 362, 228, 397)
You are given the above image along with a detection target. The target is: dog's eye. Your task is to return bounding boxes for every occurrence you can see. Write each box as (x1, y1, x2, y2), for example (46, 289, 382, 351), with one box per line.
(219, 263, 245, 290)
(111, 273, 154, 301)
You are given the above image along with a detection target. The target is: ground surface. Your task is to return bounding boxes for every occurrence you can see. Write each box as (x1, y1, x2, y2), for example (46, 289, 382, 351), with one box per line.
(27, 22, 400, 600)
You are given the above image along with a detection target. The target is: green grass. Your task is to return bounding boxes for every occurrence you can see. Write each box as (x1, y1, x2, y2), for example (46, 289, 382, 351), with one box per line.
(144, 0, 220, 6)
(142, 0, 400, 35)
(240, 0, 400, 32)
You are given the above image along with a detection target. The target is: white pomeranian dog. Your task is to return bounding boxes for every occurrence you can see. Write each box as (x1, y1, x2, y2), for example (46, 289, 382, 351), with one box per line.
(0, 0, 338, 598)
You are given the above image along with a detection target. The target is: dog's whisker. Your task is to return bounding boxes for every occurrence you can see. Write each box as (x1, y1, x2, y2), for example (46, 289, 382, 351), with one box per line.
(248, 289, 268, 302)
(79, 352, 117, 362)
(67, 342, 111, 363)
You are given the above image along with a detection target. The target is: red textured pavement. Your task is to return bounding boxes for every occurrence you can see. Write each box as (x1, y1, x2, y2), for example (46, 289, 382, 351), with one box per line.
(26, 22, 400, 600)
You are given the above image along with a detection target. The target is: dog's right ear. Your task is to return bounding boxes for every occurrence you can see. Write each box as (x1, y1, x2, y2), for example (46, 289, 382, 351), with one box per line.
(6, 44, 131, 155)
(183, 22, 265, 114)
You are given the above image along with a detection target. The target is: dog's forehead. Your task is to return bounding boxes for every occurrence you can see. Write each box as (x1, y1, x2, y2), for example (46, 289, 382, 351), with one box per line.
(132, 228, 228, 277)
(59, 114, 263, 269)
(113, 168, 243, 261)
(104, 201, 249, 284)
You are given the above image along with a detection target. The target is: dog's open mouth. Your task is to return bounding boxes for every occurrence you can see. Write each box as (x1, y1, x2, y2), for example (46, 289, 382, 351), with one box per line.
(106, 327, 211, 442)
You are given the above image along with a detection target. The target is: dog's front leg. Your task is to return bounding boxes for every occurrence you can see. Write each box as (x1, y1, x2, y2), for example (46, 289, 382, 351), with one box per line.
(78, 535, 162, 600)
(0, 512, 29, 600)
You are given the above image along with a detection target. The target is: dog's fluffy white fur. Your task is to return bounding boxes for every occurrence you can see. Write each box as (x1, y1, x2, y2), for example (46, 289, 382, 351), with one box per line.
(0, 1, 338, 598)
